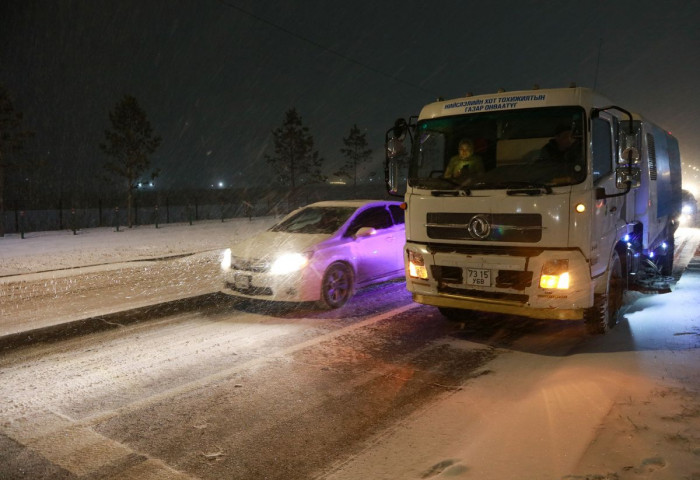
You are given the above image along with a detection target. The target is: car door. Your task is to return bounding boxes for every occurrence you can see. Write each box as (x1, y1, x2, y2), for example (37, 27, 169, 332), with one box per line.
(345, 206, 399, 283)
(387, 204, 406, 273)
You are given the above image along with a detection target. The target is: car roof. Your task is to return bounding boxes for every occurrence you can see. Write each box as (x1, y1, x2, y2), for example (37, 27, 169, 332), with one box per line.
(302, 199, 402, 209)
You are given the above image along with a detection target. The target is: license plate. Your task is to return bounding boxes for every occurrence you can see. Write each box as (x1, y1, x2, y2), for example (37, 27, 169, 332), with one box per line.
(466, 268, 491, 286)
(234, 274, 251, 290)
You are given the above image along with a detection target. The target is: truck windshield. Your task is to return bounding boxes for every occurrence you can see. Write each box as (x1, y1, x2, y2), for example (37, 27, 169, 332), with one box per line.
(408, 107, 586, 190)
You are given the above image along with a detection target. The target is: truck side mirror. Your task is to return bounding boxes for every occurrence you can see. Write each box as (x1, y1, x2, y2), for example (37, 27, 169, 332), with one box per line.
(385, 118, 411, 198)
(620, 146, 640, 164)
(616, 166, 641, 189)
(386, 137, 406, 160)
(386, 158, 400, 195)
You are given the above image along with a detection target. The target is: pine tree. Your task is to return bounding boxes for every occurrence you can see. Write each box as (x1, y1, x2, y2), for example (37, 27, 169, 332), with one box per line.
(265, 108, 325, 191)
(100, 95, 161, 228)
(335, 124, 372, 188)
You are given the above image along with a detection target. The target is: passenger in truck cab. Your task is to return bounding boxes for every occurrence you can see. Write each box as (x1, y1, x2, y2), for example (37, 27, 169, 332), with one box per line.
(444, 139, 485, 179)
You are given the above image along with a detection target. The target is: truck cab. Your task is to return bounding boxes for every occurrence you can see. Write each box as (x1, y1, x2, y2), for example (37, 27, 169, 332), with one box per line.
(386, 87, 682, 334)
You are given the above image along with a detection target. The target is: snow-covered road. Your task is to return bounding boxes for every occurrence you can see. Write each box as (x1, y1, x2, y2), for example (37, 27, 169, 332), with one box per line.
(1, 222, 699, 479)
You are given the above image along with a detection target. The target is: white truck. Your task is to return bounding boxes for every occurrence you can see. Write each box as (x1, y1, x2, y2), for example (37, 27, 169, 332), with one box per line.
(385, 86, 682, 333)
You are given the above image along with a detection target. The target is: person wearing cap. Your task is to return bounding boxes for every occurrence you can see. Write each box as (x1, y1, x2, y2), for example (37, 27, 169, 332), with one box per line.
(444, 139, 485, 179)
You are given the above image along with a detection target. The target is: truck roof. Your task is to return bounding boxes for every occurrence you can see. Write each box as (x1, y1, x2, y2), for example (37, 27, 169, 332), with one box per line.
(419, 87, 613, 120)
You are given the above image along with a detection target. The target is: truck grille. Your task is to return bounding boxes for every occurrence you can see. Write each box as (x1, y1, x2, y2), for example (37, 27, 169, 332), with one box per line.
(426, 213, 542, 242)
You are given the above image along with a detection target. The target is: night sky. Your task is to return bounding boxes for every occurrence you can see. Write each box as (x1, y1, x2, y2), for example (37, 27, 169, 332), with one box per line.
(2, 0, 700, 192)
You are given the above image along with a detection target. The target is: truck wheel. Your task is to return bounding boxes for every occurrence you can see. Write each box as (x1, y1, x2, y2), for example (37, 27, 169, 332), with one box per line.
(319, 263, 353, 309)
(659, 235, 675, 276)
(584, 251, 624, 335)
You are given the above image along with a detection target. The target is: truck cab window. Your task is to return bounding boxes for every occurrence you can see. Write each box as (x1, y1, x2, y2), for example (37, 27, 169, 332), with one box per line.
(592, 117, 613, 182)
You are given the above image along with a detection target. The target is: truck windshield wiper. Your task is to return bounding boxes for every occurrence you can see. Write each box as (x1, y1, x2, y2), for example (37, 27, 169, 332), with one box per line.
(430, 186, 471, 196)
(503, 181, 553, 195)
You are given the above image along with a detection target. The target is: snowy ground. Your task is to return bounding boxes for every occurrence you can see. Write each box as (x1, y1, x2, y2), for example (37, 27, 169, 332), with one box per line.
(326, 228, 700, 480)
(0, 218, 276, 336)
(0, 217, 277, 278)
(2, 222, 700, 479)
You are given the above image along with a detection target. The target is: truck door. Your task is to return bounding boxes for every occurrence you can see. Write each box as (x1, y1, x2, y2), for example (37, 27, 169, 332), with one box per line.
(591, 113, 625, 278)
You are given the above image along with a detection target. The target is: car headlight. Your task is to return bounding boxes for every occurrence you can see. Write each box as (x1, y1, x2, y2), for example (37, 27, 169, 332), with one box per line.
(270, 252, 311, 275)
(220, 248, 232, 271)
(682, 204, 693, 215)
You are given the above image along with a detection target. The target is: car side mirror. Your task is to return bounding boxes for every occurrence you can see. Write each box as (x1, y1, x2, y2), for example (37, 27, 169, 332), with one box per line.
(354, 227, 376, 238)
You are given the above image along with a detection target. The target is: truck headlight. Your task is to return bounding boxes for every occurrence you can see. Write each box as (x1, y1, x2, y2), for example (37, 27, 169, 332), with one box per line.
(408, 250, 428, 280)
(539, 259, 570, 289)
(270, 252, 311, 275)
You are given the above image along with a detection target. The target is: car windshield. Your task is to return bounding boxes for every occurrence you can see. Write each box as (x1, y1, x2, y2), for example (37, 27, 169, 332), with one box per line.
(269, 206, 357, 234)
(408, 106, 586, 190)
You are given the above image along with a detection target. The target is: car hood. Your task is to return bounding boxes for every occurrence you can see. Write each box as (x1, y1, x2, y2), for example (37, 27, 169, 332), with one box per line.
(229, 231, 330, 259)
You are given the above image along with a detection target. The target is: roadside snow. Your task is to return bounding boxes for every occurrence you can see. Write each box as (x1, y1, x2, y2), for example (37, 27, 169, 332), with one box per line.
(0, 217, 276, 278)
(0, 218, 276, 336)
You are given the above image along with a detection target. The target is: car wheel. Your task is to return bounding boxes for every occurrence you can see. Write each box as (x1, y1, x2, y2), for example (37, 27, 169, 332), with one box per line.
(584, 251, 624, 335)
(320, 263, 353, 309)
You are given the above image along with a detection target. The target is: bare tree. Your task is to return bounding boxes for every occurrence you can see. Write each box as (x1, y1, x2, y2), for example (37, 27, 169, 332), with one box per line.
(335, 124, 372, 188)
(100, 95, 161, 228)
(0, 85, 33, 237)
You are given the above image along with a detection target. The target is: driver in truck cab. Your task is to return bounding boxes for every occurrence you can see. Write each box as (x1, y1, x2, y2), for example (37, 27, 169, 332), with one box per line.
(539, 124, 581, 163)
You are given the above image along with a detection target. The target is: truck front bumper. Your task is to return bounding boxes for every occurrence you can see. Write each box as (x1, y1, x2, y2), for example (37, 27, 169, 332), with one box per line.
(413, 292, 584, 320)
(405, 242, 593, 320)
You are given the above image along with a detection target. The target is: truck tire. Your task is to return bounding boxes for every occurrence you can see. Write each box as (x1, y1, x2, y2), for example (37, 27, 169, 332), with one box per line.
(584, 251, 624, 335)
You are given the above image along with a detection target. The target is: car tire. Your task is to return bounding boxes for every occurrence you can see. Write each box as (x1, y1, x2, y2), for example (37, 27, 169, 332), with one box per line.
(584, 251, 624, 335)
(319, 263, 353, 309)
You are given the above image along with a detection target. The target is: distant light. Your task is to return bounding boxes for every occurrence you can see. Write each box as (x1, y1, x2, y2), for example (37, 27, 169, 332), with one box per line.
(218, 182, 224, 188)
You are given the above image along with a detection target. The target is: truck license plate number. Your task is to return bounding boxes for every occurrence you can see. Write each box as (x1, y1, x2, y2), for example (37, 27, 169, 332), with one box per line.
(234, 274, 251, 290)
(466, 268, 491, 286)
